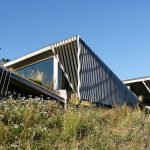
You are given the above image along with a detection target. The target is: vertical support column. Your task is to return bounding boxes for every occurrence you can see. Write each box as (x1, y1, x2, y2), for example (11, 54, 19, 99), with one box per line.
(53, 55, 59, 90)
(77, 35, 81, 100)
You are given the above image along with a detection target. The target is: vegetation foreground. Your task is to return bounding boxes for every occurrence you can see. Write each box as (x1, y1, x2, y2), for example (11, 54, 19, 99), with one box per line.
(0, 98, 150, 150)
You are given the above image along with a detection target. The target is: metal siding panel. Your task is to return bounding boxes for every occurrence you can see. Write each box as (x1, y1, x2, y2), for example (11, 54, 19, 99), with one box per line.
(98, 66, 103, 102)
(100, 64, 105, 103)
(82, 45, 86, 98)
(93, 56, 97, 101)
(107, 70, 112, 105)
(71, 41, 78, 71)
(110, 73, 114, 105)
(85, 46, 90, 100)
(95, 61, 99, 103)
(89, 53, 93, 101)
(112, 75, 117, 104)
(79, 40, 138, 106)
(103, 66, 108, 104)
(80, 44, 84, 98)
(79, 44, 84, 98)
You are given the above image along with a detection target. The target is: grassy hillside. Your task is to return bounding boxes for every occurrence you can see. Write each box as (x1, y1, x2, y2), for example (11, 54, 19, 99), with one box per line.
(0, 98, 150, 150)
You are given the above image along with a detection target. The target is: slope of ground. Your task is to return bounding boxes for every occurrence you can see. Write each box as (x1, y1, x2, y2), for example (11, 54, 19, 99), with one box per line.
(0, 98, 150, 150)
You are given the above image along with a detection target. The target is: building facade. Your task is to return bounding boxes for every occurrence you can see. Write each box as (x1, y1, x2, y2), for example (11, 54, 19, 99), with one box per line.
(4, 35, 138, 106)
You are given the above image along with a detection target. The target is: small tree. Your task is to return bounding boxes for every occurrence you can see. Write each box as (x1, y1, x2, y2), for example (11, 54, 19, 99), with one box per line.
(0, 48, 10, 66)
(1, 58, 10, 62)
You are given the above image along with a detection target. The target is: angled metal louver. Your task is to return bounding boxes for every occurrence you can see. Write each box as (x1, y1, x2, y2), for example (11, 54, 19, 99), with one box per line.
(77, 38, 138, 106)
(52, 36, 138, 106)
(0, 68, 11, 97)
(54, 38, 78, 93)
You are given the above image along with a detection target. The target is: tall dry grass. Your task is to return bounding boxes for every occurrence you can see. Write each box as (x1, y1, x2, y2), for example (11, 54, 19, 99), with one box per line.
(0, 98, 150, 150)
(29, 70, 44, 85)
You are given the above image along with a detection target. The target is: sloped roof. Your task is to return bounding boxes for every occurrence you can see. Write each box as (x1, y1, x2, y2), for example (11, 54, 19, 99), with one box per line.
(4, 36, 78, 68)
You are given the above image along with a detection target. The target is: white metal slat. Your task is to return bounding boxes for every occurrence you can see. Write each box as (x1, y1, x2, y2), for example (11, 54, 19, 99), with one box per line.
(5, 72, 11, 96)
(1, 71, 8, 95)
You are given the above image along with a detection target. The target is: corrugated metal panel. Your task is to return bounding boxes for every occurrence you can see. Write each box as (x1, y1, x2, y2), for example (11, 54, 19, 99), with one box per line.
(54, 39, 78, 92)
(78, 39, 138, 106)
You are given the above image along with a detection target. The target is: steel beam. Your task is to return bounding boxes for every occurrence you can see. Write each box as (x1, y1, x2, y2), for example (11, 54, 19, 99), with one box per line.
(142, 81, 150, 93)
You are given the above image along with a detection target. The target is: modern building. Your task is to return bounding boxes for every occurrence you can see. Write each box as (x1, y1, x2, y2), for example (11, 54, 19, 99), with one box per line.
(123, 76, 150, 105)
(3, 35, 138, 106)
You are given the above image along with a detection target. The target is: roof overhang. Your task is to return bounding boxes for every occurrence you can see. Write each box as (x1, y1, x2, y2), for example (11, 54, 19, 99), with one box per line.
(4, 36, 78, 70)
(123, 76, 150, 84)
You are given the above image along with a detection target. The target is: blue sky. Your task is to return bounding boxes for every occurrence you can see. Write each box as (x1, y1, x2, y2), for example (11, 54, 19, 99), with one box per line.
(0, 0, 150, 80)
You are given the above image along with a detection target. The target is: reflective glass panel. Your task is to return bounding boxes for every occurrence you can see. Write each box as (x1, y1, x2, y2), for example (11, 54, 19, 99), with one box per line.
(16, 57, 54, 90)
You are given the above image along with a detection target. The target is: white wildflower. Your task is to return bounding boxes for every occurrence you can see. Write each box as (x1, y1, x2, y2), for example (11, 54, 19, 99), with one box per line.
(14, 124, 19, 129)
(10, 143, 18, 148)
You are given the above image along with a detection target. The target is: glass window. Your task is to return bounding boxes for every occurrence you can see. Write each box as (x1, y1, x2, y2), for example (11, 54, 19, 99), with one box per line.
(15, 57, 54, 90)
(58, 64, 72, 91)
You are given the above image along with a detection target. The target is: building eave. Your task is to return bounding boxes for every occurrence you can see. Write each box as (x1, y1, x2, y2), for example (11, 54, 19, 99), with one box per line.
(4, 35, 78, 68)
(123, 76, 150, 84)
